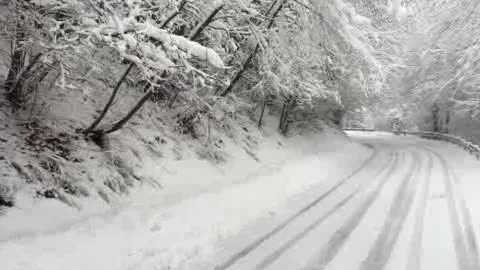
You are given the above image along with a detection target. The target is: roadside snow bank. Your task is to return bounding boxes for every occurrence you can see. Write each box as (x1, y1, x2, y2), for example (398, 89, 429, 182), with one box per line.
(0, 126, 371, 270)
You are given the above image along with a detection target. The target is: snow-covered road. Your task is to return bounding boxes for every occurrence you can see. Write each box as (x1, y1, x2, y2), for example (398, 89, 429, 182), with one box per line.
(207, 132, 480, 270)
(1, 132, 480, 270)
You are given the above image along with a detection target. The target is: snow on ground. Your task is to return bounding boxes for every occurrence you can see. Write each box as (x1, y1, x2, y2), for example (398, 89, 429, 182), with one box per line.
(344, 132, 480, 270)
(0, 121, 371, 270)
(2, 130, 480, 270)
(192, 132, 480, 270)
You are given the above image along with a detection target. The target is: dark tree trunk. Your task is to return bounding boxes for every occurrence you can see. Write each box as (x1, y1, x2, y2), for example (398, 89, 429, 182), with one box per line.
(266, 0, 288, 29)
(7, 52, 43, 104)
(279, 99, 287, 130)
(445, 110, 450, 133)
(218, 0, 288, 97)
(158, 0, 187, 28)
(5, 23, 27, 104)
(188, 3, 224, 41)
(432, 103, 440, 133)
(285, 97, 296, 133)
(258, 95, 270, 128)
(89, 2, 221, 136)
(279, 96, 296, 134)
(83, 63, 134, 134)
(218, 46, 259, 97)
(105, 87, 154, 134)
(5, 48, 25, 91)
(83, 1, 188, 134)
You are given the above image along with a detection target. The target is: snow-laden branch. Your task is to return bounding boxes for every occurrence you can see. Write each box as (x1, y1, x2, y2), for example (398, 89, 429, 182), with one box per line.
(139, 23, 225, 69)
(90, 16, 225, 72)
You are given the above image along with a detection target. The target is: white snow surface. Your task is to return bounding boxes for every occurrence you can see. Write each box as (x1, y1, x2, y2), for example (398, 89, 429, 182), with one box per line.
(0, 127, 370, 270)
(3, 131, 479, 270)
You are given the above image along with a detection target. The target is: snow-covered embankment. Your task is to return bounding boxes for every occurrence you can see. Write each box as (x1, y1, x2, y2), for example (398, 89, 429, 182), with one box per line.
(0, 125, 370, 270)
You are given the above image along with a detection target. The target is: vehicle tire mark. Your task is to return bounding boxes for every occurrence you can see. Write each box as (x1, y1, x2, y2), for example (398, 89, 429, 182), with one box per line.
(253, 152, 399, 270)
(213, 147, 380, 270)
(449, 168, 480, 270)
(358, 151, 422, 270)
(304, 151, 403, 270)
(436, 152, 469, 270)
(426, 148, 480, 270)
(406, 152, 434, 270)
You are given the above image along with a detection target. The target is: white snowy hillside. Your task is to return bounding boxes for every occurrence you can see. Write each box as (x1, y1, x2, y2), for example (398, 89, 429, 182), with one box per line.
(1, 0, 480, 270)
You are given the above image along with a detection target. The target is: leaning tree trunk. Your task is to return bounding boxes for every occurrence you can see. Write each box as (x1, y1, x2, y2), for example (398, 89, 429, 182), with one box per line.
(188, 3, 223, 41)
(218, 0, 288, 97)
(7, 52, 44, 107)
(105, 86, 153, 134)
(5, 44, 25, 91)
(258, 95, 270, 128)
(166, 3, 223, 108)
(83, 63, 134, 134)
(279, 99, 287, 131)
(5, 23, 27, 105)
(91, 3, 223, 136)
(83, 2, 187, 134)
(279, 96, 296, 134)
(158, 0, 187, 28)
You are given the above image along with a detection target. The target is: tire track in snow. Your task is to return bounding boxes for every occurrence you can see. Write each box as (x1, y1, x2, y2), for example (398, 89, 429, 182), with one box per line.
(426, 148, 480, 270)
(252, 189, 356, 270)
(303, 151, 403, 270)
(406, 152, 434, 270)
(358, 150, 422, 270)
(253, 152, 400, 270)
(449, 167, 480, 270)
(435, 152, 469, 270)
(213, 147, 380, 270)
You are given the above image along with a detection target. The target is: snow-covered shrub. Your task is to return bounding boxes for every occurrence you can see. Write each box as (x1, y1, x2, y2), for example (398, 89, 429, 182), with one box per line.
(196, 137, 227, 163)
(0, 184, 13, 208)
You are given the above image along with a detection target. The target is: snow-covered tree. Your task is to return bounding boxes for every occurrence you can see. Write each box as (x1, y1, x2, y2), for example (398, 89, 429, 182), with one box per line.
(1, 0, 415, 138)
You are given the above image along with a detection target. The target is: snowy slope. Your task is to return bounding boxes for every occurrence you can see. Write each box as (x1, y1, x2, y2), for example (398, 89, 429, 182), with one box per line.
(3, 131, 480, 270)
(0, 119, 370, 270)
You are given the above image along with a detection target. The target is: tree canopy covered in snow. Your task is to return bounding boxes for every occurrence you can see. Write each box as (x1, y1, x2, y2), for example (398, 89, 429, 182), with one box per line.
(0, 0, 420, 134)
(3, 0, 480, 139)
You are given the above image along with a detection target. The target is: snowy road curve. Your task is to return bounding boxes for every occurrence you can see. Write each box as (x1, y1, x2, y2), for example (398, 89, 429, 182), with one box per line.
(209, 133, 480, 270)
(1, 133, 480, 270)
